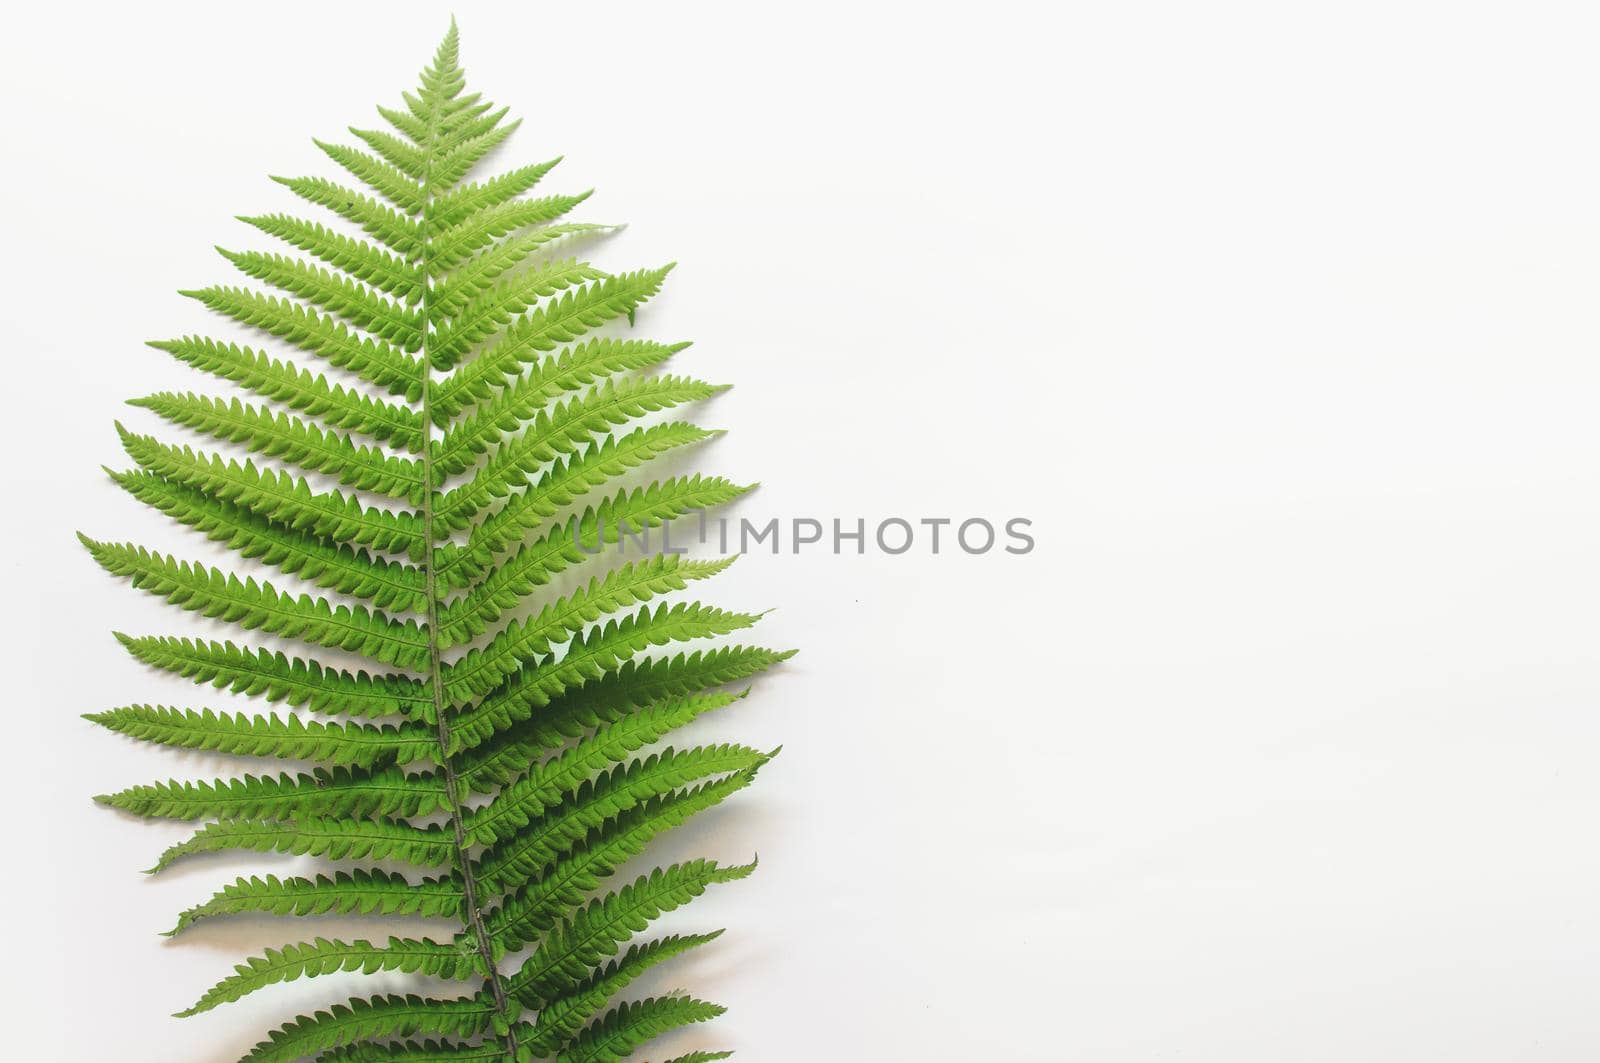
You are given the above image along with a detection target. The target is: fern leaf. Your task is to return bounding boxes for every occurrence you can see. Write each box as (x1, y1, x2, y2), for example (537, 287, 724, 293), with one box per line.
(553, 995, 725, 1063)
(167, 870, 462, 936)
(97, 765, 448, 822)
(83, 537, 429, 669)
(129, 392, 425, 501)
(242, 993, 496, 1063)
(118, 428, 427, 557)
(484, 774, 765, 950)
(85, 706, 435, 768)
(150, 816, 455, 873)
(148, 336, 424, 449)
(180, 937, 480, 1017)
(237, 215, 422, 301)
(86, 23, 785, 1058)
(114, 634, 431, 719)
(523, 932, 723, 1057)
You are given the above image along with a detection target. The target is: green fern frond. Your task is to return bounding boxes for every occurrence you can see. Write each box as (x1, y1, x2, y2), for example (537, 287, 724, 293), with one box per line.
(97, 765, 448, 822)
(180, 937, 481, 1017)
(85, 21, 787, 1060)
(150, 816, 455, 873)
(166, 870, 463, 936)
(85, 706, 436, 768)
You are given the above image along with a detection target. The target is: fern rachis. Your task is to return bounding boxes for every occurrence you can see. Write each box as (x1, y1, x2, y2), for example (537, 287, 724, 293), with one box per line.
(85, 21, 788, 1062)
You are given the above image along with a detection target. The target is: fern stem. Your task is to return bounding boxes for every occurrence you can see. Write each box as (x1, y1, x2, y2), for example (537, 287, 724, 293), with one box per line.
(417, 97, 521, 1060)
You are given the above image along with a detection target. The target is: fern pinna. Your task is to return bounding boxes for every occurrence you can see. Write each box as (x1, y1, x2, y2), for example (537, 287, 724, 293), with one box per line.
(82, 22, 788, 1063)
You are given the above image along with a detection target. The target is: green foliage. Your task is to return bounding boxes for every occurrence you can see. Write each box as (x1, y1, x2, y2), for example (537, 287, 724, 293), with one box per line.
(84, 21, 788, 1061)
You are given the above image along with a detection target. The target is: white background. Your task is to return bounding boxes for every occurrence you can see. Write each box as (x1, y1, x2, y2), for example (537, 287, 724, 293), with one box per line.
(4, 1, 1600, 1059)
